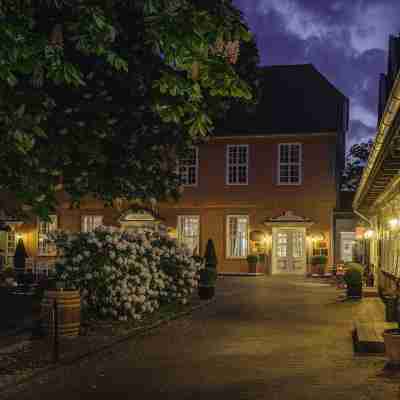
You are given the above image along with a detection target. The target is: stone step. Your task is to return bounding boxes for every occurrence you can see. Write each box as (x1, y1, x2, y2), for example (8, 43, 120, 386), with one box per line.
(363, 287, 379, 297)
(354, 321, 397, 353)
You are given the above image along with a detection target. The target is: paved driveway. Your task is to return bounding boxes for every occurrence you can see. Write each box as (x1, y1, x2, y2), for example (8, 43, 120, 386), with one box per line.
(3, 276, 400, 400)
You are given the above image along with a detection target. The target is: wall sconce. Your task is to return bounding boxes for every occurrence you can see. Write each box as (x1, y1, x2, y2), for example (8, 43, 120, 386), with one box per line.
(389, 218, 400, 230)
(364, 229, 374, 239)
(311, 233, 325, 242)
(250, 230, 264, 242)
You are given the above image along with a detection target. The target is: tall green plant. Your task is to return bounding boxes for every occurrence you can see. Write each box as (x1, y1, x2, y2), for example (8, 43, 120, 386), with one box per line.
(14, 238, 28, 270)
(0, 0, 258, 219)
(204, 239, 218, 269)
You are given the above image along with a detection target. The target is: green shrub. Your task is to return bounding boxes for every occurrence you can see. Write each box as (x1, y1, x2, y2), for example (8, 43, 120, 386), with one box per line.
(14, 239, 28, 270)
(344, 263, 363, 288)
(311, 255, 327, 265)
(247, 254, 259, 263)
(199, 268, 218, 287)
(204, 239, 218, 269)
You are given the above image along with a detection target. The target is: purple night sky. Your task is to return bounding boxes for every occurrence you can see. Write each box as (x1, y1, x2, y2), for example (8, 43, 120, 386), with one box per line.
(233, 0, 400, 150)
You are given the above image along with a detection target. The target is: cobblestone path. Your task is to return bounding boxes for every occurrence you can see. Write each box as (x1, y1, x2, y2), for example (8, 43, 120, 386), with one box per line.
(2, 276, 400, 400)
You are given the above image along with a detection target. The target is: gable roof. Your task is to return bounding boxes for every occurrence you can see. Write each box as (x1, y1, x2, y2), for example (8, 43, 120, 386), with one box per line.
(215, 64, 348, 136)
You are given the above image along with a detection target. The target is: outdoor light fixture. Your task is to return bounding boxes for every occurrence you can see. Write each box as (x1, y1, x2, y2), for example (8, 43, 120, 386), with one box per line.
(389, 218, 400, 230)
(311, 233, 324, 241)
(364, 229, 374, 239)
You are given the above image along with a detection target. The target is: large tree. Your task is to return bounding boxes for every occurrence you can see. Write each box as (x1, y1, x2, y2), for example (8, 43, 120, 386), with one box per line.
(341, 139, 374, 191)
(0, 0, 259, 218)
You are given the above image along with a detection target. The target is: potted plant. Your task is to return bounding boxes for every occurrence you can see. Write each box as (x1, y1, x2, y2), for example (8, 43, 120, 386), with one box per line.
(343, 262, 363, 299)
(14, 238, 28, 282)
(310, 255, 327, 275)
(383, 292, 400, 368)
(247, 254, 258, 273)
(198, 239, 218, 300)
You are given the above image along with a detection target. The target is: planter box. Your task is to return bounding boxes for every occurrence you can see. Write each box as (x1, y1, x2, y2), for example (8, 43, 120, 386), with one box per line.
(384, 329, 400, 366)
(248, 262, 257, 274)
(198, 286, 214, 300)
(347, 285, 362, 299)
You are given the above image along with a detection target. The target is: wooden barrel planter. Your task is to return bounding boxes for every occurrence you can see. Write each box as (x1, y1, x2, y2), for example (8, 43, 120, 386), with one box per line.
(41, 290, 81, 338)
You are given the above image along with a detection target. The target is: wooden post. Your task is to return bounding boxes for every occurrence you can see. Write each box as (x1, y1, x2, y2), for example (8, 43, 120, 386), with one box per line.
(53, 299, 59, 363)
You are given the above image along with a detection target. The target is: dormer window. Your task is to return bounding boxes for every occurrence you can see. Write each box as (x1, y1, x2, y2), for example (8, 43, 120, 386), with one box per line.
(278, 143, 302, 185)
(179, 147, 198, 186)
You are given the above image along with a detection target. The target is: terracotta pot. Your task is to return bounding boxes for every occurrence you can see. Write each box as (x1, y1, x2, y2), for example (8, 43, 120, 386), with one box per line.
(384, 329, 400, 366)
(248, 261, 257, 274)
(346, 284, 362, 299)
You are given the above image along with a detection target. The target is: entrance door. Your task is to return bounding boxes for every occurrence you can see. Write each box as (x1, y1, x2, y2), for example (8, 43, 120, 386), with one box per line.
(272, 228, 306, 274)
(340, 232, 356, 263)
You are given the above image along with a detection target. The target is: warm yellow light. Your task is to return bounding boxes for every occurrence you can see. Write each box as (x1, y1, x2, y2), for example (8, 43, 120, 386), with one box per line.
(15, 233, 23, 242)
(311, 233, 324, 242)
(364, 229, 374, 239)
(389, 218, 400, 230)
(262, 235, 268, 244)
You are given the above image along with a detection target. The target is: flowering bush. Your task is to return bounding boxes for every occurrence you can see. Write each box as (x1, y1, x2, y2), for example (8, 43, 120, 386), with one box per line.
(52, 226, 201, 321)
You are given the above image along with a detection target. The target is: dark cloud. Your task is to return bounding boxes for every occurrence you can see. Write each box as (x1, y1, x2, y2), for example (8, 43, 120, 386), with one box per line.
(234, 0, 400, 150)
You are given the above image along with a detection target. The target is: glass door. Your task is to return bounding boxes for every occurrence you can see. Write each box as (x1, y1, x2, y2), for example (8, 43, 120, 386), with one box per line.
(274, 228, 306, 274)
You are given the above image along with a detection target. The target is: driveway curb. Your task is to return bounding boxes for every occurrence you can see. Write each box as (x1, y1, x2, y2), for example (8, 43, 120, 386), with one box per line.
(0, 298, 215, 398)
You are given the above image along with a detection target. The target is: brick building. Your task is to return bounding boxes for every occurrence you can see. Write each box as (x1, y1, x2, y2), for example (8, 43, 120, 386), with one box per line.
(0, 64, 349, 275)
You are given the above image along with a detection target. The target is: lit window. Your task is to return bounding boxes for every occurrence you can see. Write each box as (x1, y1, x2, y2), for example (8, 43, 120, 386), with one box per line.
(277, 232, 288, 257)
(81, 215, 103, 232)
(227, 215, 249, 258)
(278, 143, 302, 185)
(177, 216, 200, 255)
(227, 145, 248, 185)
(179, 147, 198, 186)
(38, 215, 58, 256)
(292, 231, 304, 258)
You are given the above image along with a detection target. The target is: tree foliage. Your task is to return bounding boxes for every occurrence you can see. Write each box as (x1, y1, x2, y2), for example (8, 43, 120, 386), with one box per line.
(341, 139, 374, 191)
(0, 0, 259, 218)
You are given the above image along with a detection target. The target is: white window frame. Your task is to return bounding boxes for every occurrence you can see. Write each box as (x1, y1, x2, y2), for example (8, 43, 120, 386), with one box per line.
(226, 215, 249, 259)
(81, 215, 103, 233)
(278, 143, 302, 185)
(38, 215, 58, 256)
(177, 215, 200, 255)
(178, 147, 198, 187)
(226, 144, 249, 185)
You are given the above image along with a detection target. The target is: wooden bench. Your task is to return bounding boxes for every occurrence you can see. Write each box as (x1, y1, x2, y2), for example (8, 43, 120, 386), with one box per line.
(353, 297, 397, 353)
(354, 321, 397, 353)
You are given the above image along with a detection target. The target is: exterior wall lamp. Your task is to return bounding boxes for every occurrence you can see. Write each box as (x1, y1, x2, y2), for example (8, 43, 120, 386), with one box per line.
(311, 233, 325, 242)
(364, 229, 374, 239)
(388, 218, 400, 230)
